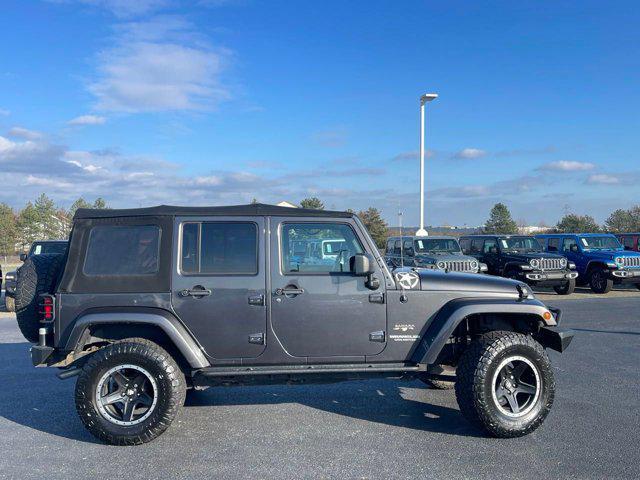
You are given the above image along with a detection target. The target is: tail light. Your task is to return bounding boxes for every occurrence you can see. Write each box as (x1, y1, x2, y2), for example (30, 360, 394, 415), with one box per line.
(39, 294, 55, 323)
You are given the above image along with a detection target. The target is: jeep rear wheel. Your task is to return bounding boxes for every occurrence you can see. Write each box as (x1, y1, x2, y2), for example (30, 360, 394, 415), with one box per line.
(553, 278, 576, 295)
(75, 338, 186, 445)
(589, 268, 613, 294)
(455, 331, 555, 438)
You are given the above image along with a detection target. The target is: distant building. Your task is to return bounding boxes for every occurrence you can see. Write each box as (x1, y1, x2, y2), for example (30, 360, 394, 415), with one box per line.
(277, 201, 298, 208)
(518, 225, 548, 235)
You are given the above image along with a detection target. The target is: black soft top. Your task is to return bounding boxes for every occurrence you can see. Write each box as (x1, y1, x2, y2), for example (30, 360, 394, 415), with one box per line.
(73, 203, 353, 220)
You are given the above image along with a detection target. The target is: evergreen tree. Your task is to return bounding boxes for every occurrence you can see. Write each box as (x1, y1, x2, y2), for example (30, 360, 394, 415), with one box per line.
(555, 214, 600, 233)
(0, 203, 17, 256)
(483, 203, 518, 234)
(299, 197, 324, 210)
(357, 207, 389, 249)
(605, 206, 640, 232)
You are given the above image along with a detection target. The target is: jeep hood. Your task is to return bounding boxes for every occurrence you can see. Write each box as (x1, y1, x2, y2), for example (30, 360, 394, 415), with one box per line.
(402, 268, 521, 295)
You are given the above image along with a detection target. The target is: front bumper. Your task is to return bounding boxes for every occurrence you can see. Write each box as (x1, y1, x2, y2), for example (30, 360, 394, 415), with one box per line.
(521, 270, 578, 285)
(537, 327, 575, 353)
(610, 269, 640, 282)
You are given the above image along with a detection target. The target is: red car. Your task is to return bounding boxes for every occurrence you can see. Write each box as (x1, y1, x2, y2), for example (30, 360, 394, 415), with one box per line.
(616, 233, 640, 251)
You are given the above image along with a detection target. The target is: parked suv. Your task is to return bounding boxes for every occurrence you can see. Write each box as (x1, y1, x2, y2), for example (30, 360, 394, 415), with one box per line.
(4, 240, 68, 312)
(460, 235, 578, 295)
(384, 235, 487, 273)
(17, 204, 574, 445)
(537, 233, 640, 293)
(615, 233, 640, 252)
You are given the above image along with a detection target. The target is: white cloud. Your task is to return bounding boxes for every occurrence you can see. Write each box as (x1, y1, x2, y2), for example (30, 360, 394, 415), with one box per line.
(539, 160, 595, 172)
(0, 108, 9, 116)
(7, 127, 43, 140)
(25, 175, 73, 188)
(52, 0, 170, 18)
(587, 174, 620, 185)
(452, 148, 487, 160)
(68, 115, 107, 125)
(88, 16, 232, 113)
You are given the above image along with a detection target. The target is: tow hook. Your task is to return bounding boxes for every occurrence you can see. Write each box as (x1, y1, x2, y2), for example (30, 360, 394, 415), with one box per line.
(57, 368, 82, 380)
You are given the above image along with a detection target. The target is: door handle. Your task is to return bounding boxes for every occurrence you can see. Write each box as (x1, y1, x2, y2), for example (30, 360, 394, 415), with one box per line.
(274, 287, 304, 296)
(179, 288, 212, 298)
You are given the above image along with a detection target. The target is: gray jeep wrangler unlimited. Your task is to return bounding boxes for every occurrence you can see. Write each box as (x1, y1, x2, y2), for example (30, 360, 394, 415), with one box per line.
(17, 204, 574, 445)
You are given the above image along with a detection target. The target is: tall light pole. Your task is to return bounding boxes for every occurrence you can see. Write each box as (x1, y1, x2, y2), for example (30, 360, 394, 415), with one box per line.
(416, 93, 438, 237)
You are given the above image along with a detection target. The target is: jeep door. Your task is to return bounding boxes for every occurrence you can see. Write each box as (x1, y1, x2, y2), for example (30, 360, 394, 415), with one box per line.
(269, 217, 387, 358)
(172, 217, 267, 360)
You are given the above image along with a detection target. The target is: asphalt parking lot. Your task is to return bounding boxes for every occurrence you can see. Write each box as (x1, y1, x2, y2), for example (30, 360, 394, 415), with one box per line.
(0, 295, 638, 480)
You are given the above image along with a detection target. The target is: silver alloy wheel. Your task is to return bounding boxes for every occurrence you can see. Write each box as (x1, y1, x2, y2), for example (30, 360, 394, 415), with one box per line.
(491, 356, 541, 418)
(95, 364, 158, 426)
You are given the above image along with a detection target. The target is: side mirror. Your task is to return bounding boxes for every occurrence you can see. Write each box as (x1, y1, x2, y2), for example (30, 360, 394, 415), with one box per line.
(570, 244, 579, 252)
(19, 253, 27, 262)
(489, 246, 498, 254)
(350, 253, 374, 276)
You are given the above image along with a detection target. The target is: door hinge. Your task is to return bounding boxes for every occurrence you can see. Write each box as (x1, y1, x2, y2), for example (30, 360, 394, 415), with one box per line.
(248, 333, 265, 345)
(248, 294, 265, 306)
(369, 292, 385, 304)
(369, 330, 386, 343)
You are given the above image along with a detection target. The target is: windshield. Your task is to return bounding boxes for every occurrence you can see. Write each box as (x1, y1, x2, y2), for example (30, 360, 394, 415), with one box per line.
(414, 238, 461, 253)
(499, 237, 542, 252)
(580, 236, 623, 250)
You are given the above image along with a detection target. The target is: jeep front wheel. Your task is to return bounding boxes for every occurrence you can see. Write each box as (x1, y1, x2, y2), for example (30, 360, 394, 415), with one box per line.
(75, 338, 186, 445)
(455, 331, 555, 438)
(553, 278, 576, 295)
(589, 268, 613, 294)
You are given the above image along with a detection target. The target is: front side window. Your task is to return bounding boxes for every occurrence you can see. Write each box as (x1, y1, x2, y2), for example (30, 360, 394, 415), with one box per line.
(470, 238, 484, 253)
(281, 223, 364, 273)
(415, 238, 461, 253)
(483, 238, 498, 253)
(181, 222, 258, 275)
(84, 225, 160, 276)
(459, 238, 471, 253)
(562, 237, 577, 252)
(386, 239, 395, 253)
(548, 238, 560, 251)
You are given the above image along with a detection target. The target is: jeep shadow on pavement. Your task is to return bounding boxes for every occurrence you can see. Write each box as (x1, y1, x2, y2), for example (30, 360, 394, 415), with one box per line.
(385, 235, 488, 274)
(459, 235, 579, 295)
(537, 233, 640, 294)
(16, 204, 574, 445)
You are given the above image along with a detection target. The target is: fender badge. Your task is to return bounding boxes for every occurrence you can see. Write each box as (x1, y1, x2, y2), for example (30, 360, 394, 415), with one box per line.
(395, 271, 419, 289)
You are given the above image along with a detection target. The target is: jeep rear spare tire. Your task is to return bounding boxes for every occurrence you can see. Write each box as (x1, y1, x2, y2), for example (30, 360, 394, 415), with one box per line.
(15, 254, 64, 343)
(455, 331, 555, 438)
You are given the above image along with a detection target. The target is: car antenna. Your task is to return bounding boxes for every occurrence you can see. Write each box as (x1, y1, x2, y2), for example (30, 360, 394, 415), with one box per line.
(398, 206, 404, 268)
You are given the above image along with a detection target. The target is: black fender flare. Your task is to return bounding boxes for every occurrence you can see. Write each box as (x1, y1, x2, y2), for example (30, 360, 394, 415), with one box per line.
(63, 311, 210, 369)
(411, 297, 554, 365)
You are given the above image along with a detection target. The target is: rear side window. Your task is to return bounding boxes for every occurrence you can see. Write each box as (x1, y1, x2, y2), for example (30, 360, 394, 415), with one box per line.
(386, 239, 395, 253)
(84, 225, 160, 276)
(547, 238, 560, 251)
(180, 222, 258, 275)
(459, 238, 470, 253)
(470, 238, 484, 253)
(562, 237, 577, 252)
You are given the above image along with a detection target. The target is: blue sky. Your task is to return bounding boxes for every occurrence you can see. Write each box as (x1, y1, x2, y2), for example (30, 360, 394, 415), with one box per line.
(0, 0, 638, 227)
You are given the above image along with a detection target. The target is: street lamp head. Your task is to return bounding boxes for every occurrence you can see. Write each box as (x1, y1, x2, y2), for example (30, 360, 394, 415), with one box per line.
(420, 93, 438, 104)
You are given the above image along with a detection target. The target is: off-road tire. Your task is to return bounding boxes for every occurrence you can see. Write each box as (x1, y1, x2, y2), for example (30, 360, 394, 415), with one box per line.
(589, 267, 613, 294)
(4, 295, 15, 312)
(455, 331, 555, 438)
(553, 278, 576, 295)
(15, 254, 64, 342)
(75, 338, 186, 445)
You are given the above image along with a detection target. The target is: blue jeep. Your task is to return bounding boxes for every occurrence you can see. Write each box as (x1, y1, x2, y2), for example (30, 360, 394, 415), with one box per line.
(536, 233, 640, 293)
